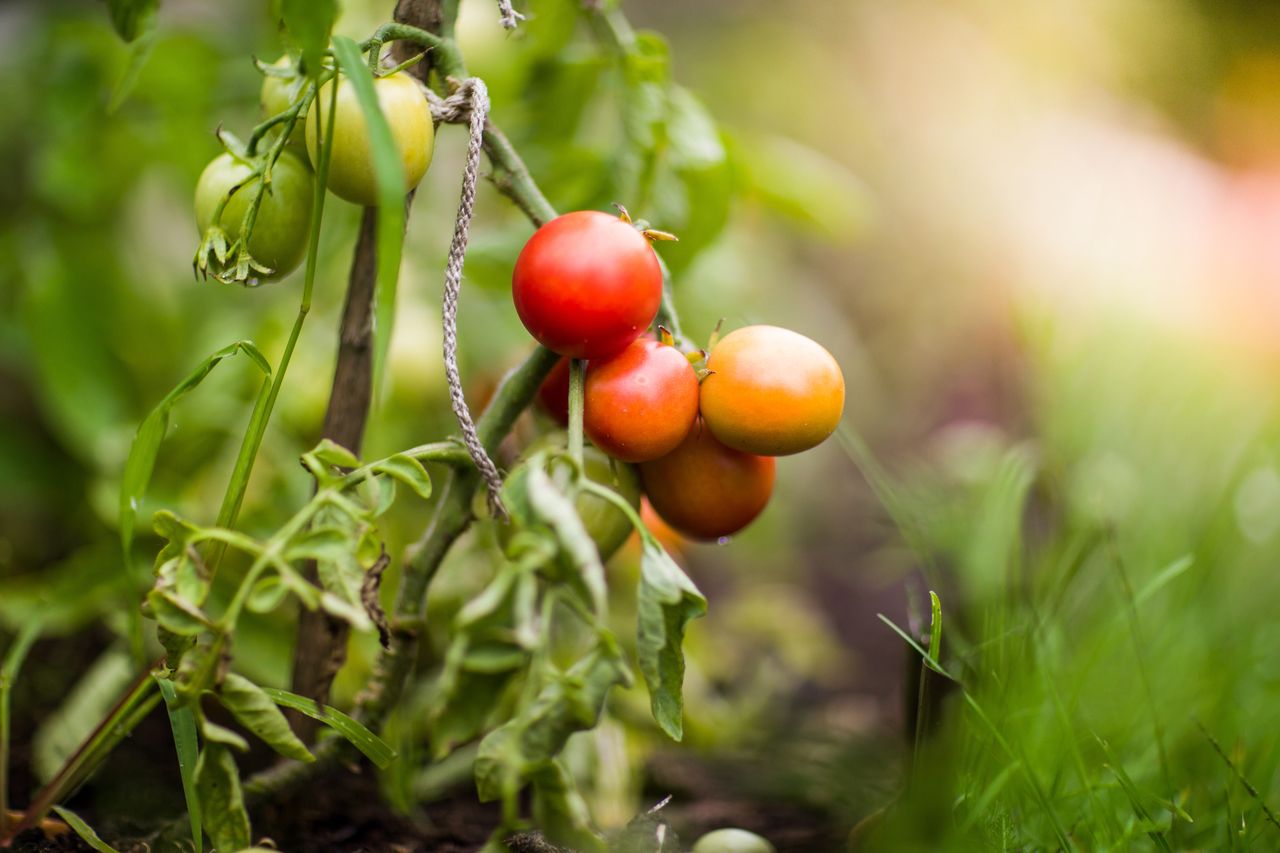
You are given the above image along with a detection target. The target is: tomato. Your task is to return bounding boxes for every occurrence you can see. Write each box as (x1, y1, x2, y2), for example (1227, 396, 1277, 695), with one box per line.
(306, 71, 434, 207)
(699, 325, 844, 456)
(501, 433, 642, 561)
(512, 211, 663, 359)
(585, 338, 698, 462)
(691, 829, 776, 853)
(639, 423, 775, 541)
(194, 150, 314, 280)
(536, 357, 571, 425)
(260, 57, 307, 152)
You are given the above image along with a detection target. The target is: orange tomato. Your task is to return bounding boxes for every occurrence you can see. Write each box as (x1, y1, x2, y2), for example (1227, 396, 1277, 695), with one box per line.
(639, 422, 775, 540)
(699, 325, 844, 456)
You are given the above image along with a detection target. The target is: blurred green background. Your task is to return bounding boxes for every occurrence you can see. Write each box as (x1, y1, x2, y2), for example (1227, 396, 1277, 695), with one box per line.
(7, 0, 1280, 848)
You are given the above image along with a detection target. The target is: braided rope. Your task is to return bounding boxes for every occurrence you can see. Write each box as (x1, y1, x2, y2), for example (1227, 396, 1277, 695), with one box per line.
(437, 78, 507, 518)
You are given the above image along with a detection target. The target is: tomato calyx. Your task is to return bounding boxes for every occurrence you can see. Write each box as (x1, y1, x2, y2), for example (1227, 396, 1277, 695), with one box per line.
(610, 203, 680, 243)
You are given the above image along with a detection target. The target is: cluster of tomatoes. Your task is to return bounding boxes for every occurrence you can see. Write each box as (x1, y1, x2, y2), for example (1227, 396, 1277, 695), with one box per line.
(195, 68, 433, 281)
(513, 210, 845, 542)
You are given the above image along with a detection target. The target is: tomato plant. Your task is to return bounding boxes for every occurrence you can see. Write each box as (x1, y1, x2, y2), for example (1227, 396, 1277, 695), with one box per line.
(260, 57, 307, 152)
(193, 149, 314, 280)
(306, 71, 434, 207)
(501, 434, 642, 560)
(584, 338, 699, 462)
(639, 422, 776, 540)
(699, 324, 845, 456)
(512, 210, 663, 359)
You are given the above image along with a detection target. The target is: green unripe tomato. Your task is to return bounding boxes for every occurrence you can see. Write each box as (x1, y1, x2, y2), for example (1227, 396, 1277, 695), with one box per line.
(499, 434, 641, 562)
(306, 71, 434, 207)
(193, 150, 314, 281)
(691, 829, 776, 853)
(259, 57, 307, 153)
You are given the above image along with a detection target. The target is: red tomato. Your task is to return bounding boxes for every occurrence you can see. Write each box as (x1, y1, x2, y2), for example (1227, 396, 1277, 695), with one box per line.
(537, 357, 571, 425)
(700, 325, 844, 456)
(512, 211, 663, 359)
(639, 422, 775, 541)
(584, 339, 698, 462)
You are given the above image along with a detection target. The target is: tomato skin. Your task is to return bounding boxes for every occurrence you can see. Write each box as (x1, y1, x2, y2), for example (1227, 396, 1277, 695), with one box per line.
(699, 325, 844, 456)
(536, 357, 571, 425)
(259, 57, 307, 152)
(194, 150, 314, 280)
(639, 422, 775, 541)
(585, 339, 699, 462)
(512, 211, 663, 359)
(306, 72, 434, 207)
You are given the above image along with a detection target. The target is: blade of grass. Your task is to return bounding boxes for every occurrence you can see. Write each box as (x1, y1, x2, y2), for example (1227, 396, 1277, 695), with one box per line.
(51, 806, 121, 853)
(261, 688, 396, 768)
(1197, 721, 1280, 836)
(330, 36, 407, 401)
(1, 619, 42, 839)
(1095, 735, 1173, 852)
(156, 676, 202, 853)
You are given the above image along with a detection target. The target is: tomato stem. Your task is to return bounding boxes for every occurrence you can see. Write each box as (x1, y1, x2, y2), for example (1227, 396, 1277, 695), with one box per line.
(568, 358, 586, 469)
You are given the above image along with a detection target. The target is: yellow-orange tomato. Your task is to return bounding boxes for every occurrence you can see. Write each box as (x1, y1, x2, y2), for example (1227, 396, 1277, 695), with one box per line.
(639, 423, 775, 540)
(699, 325, 844, 456)
(585, 339, 699, 462)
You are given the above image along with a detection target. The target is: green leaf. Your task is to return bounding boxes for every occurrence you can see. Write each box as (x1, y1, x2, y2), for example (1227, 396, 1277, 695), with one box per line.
(531, 761, 605, 852)
(156, 676, 202, 853)
(475, 638, 630, 802)
(195, 744, 250, 853)
(108, 12, 158, 112)
(105, 0, 158, 41)
(648, 85, 732, 271)
(636, 540, 706, 741)
(34, 646, 136, 782)
(276, 0, 337, 73)
(734, 133, 875, 243)
(51, 806, 121, 853)
(372, 454, 433, 500)
(311, 438, 361, 469)
(147, 589, 214, 636)
(331, 36, 408, 401)
(119, 341, 270, 560)
(261, 687, 396, 768)
(217, 673, 313, 763)
(525, 464, 607, 616)
(200, 719, 249, 753)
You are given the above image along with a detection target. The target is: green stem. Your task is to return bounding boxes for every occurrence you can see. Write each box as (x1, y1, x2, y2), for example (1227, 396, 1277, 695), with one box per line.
(208, 66, 337, 574)
(0, 621, 41, 841)
(12, 664, 162, 837)
(567, 359, 585, 468)
(653, 256, 686, 349)
(359, 23, 465, 80)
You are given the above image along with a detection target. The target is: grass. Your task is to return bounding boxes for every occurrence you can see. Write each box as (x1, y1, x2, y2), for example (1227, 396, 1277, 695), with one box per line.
(848, 314, 1280, 850)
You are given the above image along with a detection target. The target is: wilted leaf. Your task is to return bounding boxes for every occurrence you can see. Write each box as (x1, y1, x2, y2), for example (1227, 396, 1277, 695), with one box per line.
(637, 540, 705, 741)
(195, 744, 250, 853)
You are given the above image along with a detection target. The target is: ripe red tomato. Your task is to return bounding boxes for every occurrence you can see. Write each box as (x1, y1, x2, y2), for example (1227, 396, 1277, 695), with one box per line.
(699, 325, 844, 456)
(536, 357, 571, 425)
(639, 423, 775, 541)
(585, 339, 698, 462)
(512, 211, 663, 359)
